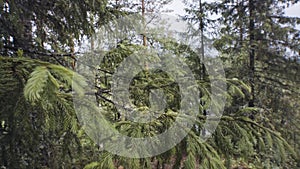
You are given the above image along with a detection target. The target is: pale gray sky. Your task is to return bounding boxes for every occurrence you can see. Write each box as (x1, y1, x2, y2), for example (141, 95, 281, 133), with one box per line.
(285, 3, 300, 17)
(165, 0, 300, 18)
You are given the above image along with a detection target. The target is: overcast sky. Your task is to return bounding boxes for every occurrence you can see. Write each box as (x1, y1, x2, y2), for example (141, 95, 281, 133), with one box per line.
(165, 0, 300, 17)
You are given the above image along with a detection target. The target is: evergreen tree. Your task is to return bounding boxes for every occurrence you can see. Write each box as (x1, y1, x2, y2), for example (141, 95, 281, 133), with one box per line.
(0, 0, 118, 66)
(79, 14, 297, 167)
(184, 0, 300, 167)
(0, 0, 121, 168)
(0, 0, 299, 168)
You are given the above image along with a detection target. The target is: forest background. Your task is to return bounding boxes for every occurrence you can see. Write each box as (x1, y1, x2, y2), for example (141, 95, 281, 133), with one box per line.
(0, 0, 299, 168)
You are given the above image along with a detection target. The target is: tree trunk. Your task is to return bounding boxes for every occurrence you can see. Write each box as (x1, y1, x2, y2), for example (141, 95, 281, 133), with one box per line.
(14, 11, 33, 51)
(142, 0, 147, 46)
(248, 0, 255, 107)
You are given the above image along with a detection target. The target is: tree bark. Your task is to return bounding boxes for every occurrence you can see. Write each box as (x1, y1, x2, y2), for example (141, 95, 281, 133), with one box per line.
(142, 0, 147, 46)
(248, 0, 255, 107)
(14, 10, 33, 51)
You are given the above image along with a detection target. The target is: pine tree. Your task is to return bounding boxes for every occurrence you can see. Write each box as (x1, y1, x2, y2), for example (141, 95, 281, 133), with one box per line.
(1, 0, 299, 168)
(186, 0, 300, 167)
(80, 22, 297, 168)
(0, 0, 117, 62)
(0, 0, 122, 168)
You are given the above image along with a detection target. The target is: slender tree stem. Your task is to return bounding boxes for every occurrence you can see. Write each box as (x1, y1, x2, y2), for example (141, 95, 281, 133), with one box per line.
(249, 0, 255, 107)
(142, 0, 147, 46)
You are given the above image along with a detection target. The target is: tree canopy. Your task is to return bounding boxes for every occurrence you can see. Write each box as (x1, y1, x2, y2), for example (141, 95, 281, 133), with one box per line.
(0, 0, 299, 168)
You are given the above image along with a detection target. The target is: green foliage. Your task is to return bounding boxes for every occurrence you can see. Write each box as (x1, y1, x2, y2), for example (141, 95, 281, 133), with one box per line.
(1, 0, 299, 168)
(187, 0, 300, 167)
(0, 56, 87, 168)
(81, 39, 297, 168)
(0, 0, 120, 57)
